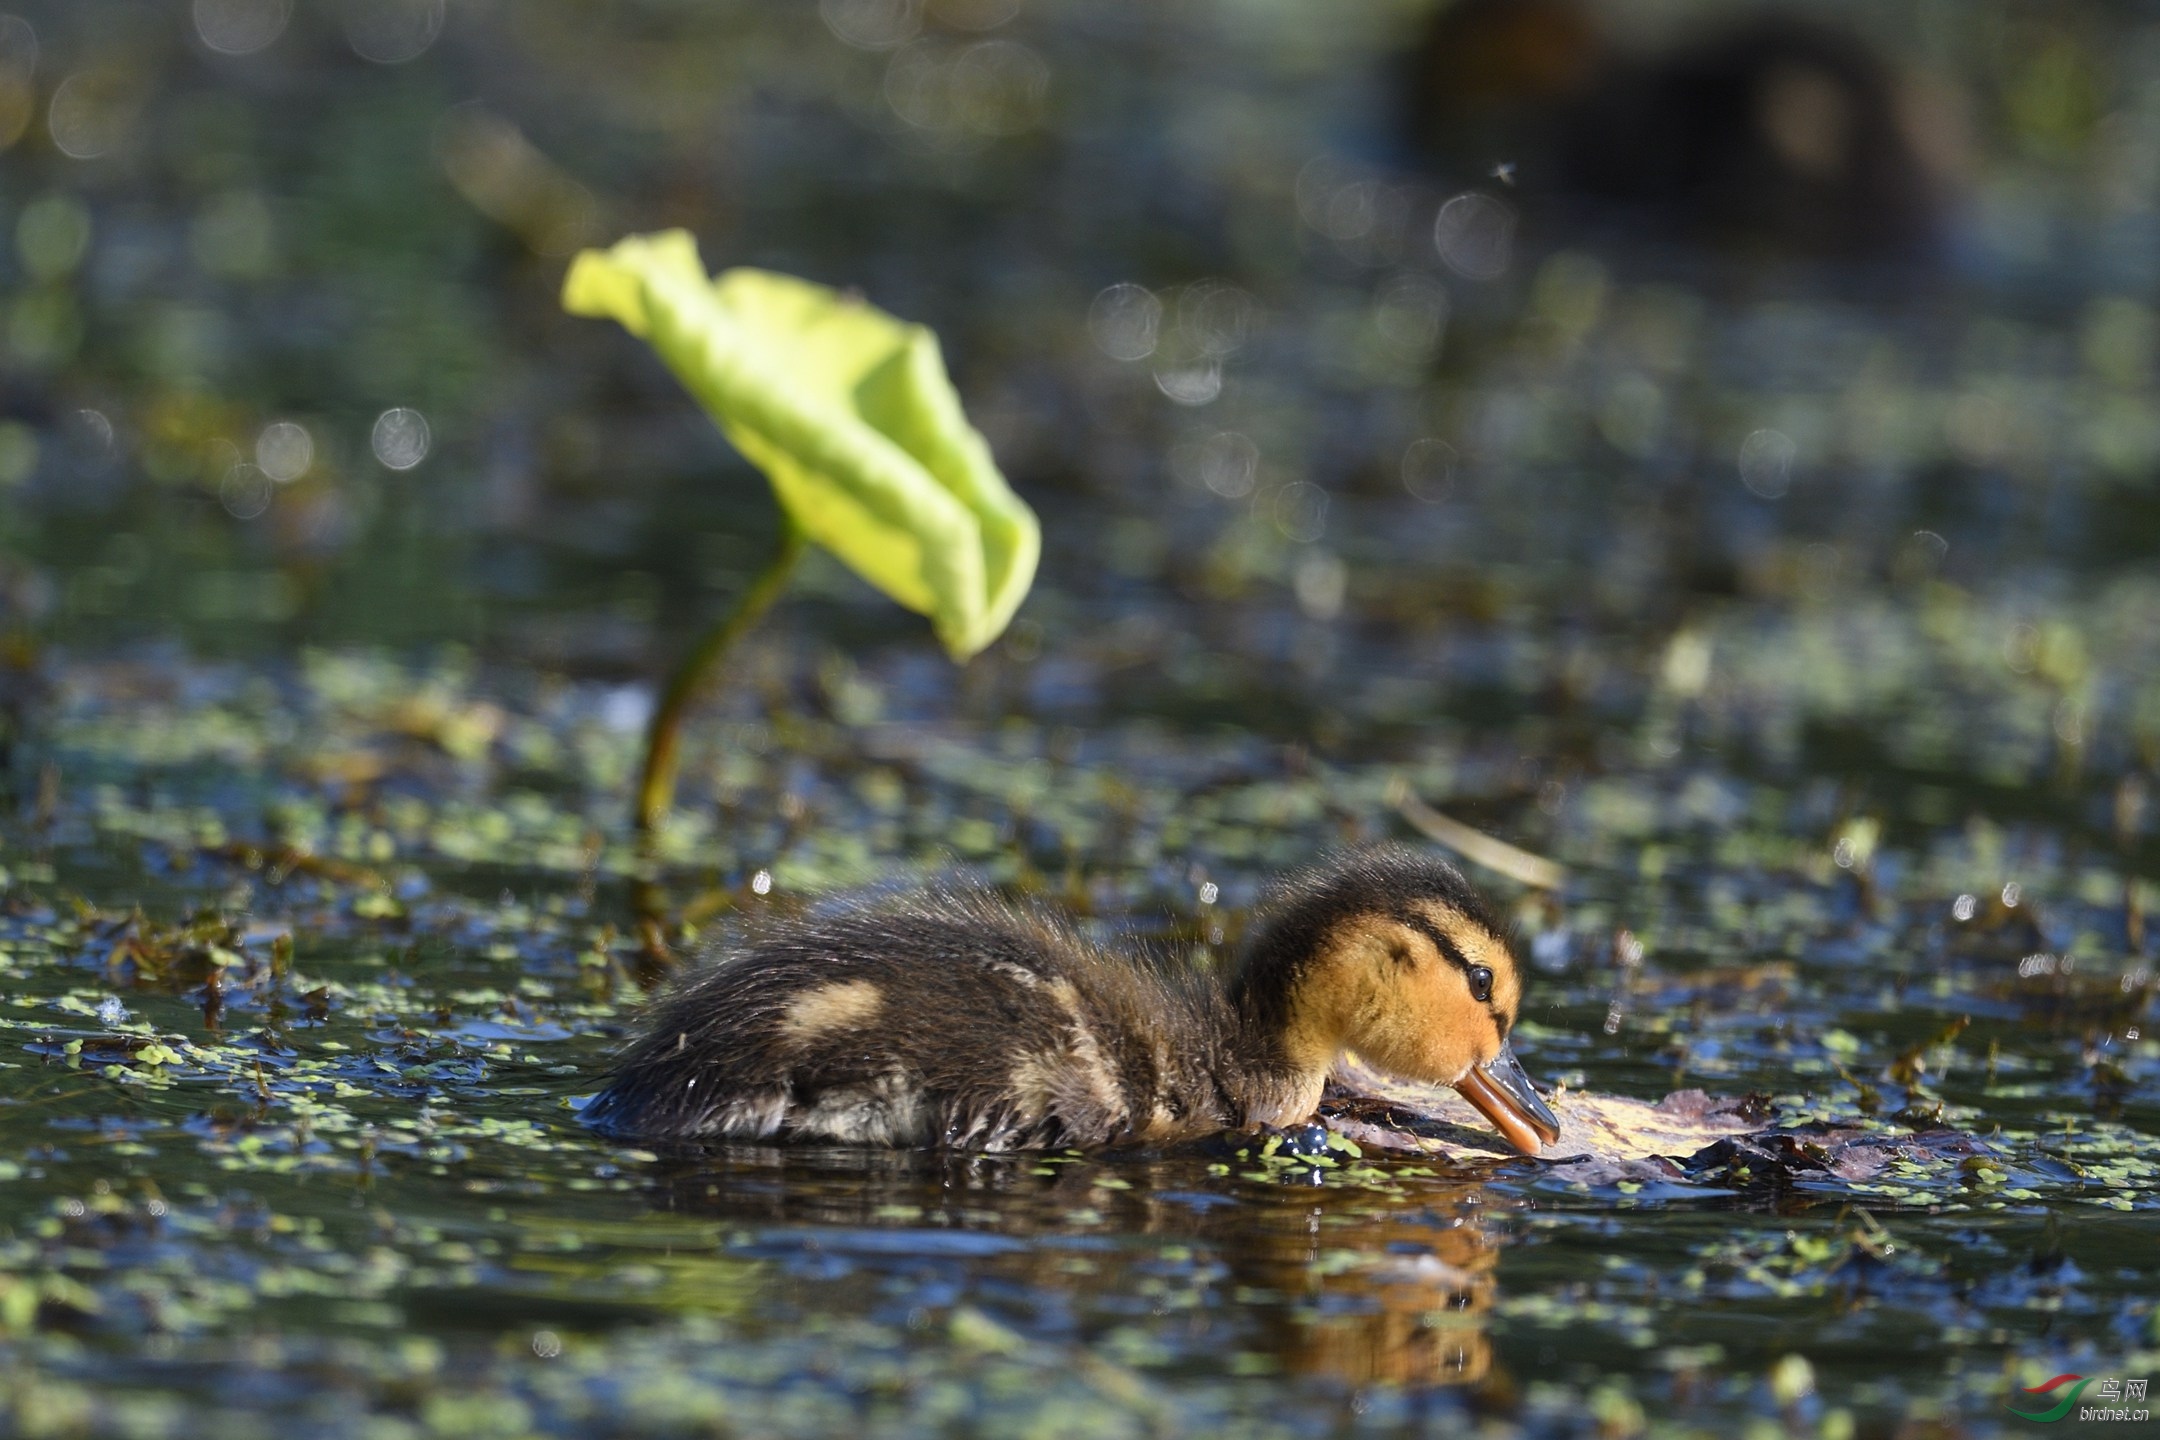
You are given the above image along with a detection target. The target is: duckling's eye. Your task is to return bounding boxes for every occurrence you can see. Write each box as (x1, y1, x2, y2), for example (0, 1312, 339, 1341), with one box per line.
(1466, 966, 1494, 1003)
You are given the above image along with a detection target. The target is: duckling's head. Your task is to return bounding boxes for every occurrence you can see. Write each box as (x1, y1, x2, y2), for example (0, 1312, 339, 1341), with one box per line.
(1235, 845, 1562, 1156)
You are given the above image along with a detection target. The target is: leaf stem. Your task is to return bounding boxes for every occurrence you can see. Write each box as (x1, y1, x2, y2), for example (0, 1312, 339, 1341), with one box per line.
(635, 523, 807, 839)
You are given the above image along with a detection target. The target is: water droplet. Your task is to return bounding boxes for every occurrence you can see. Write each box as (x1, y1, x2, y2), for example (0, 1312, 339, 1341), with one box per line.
(751, 869, 773, 896)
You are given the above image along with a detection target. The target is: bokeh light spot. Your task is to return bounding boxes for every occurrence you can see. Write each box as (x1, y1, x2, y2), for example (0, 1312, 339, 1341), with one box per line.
(1272, 481, 1329, 543)
(47, 68, 144, 160)
(1153, 357, 1221, 407)
(68, 409, 115, 472)
(372, 408, 430, 470)
(1293, 155, 1351, 230)
(951, 40, 1048, 137)
(342, 0, 444, 66)
(1293, 549, 1347, 620)
(822, 0, 921, 51)
(1400, 438, 1457, 503)
(1737, 428, 1796, 499)
(1177, 431, 1258, 499)
(219, 464, 273, 520)
(1088, 283, 1160, 362)
(1433, 192, 1515, 281)
(255, 421, 313, 483)
(1179, 280, 1253, 358)
(1324, 180, 1381, 243)
(2003, 622, 2039, 674)
(193, 0, 291, 56)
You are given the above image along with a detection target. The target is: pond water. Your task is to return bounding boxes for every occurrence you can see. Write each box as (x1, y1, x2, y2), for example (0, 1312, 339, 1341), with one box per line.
(3, 1, 2160, 1436)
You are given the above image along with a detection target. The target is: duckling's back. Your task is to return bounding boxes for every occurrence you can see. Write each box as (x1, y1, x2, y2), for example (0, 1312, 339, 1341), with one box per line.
(583, 891, 1238, 1150)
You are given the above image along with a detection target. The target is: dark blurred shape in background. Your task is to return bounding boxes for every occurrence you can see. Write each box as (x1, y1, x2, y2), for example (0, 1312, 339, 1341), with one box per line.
(1404, 0, 1966, 263)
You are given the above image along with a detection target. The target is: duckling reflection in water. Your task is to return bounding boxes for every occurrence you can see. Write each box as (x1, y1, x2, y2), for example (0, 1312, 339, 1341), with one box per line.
(1265, 1203, 1497, 1387)
(585, 846, 1562, 1156)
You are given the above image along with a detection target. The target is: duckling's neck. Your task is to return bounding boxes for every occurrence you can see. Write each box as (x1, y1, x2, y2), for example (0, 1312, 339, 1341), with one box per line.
(1223, 947, 1359, 1128)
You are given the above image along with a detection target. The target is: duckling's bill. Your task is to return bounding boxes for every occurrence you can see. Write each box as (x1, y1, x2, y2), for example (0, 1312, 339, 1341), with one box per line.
(1453, 1042, 1563, 1156)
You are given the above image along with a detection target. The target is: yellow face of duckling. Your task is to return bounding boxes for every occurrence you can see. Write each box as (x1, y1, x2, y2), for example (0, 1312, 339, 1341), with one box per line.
(1294, 898, 1562, 1156)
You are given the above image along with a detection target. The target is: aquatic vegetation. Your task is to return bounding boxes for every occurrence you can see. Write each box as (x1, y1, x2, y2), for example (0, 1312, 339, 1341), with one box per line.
(563, 231, 1039, 835)
(2, 638, 2157, 1435)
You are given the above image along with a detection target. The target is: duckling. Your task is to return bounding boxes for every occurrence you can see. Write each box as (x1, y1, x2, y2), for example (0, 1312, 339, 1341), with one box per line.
(582, 846, 1562, 1156)
(1403, 0, 1961, 263)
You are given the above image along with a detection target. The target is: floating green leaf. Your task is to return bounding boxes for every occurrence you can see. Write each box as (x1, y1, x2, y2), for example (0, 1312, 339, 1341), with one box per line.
(563, 229, 1038, 659)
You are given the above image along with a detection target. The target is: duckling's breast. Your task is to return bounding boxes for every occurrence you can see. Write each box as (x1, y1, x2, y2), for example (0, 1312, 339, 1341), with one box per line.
(583, 899, 1239, 1150)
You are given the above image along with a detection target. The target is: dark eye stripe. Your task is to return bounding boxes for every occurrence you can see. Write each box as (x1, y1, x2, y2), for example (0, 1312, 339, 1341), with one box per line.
(1396, 912, 1466, 970)
(1398, 910, 1508, 1022)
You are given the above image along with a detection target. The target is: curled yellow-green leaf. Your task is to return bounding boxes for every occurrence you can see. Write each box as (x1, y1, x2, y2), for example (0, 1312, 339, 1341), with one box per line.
(563, 230, 1038, 659)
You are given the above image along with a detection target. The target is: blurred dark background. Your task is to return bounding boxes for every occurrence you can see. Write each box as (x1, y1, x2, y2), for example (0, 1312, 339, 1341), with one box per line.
(3, 0, 2158, 752)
